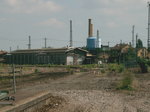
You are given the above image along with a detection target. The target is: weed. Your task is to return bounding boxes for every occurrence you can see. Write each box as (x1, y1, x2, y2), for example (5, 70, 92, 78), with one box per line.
(34, 68, 39, 73)
(101, 69, 105, 73)
(117, 71, 133, 90)
(99, 64, 104, 68)
(118, 64, 125, 73)
(108, 64, 125, 73)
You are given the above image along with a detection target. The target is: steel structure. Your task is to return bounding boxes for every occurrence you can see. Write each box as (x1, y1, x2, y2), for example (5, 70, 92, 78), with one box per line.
(148, 3, 150, 51)
(132, 25, 135, 48)
(70, 20, 73, 47)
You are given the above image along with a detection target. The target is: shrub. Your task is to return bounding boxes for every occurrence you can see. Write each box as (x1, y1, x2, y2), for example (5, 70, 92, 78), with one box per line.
(99, 64, 104, 68)
(108, 64, 117, 72)
(118, 64, 125, 73)
(137, 58, 148, 73)
(117, 72, 133, 90)
(101, 69, 105, 73)
(108, 64, 125, 73)
(67, 68, 74, 74)
(34, 68, 39, 73)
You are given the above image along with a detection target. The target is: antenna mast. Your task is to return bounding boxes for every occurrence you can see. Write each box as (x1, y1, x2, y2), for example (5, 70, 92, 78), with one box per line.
(44, 37, 47, 48)
(28, 36, 31, 49)
(70, 20, 73, 47)
(132, 25, 135, 48)
(148, 2, 150, 51)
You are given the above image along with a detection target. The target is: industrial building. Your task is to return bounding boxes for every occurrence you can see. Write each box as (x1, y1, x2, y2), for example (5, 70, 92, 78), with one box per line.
(87, 19, 102, 49)
(0, 50, 7, 63)
(5, 47, 89, 65)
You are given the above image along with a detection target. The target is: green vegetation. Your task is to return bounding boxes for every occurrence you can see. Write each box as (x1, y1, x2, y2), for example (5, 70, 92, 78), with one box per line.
(34, 68, 39, 73)
(108, 64, 125, 73)
(137, 58, 148, 73)
(99, 64, 104, 68)
(100, 69, 105, 73)
(117, 72, 134, 90)
(136, 39, 143, 49)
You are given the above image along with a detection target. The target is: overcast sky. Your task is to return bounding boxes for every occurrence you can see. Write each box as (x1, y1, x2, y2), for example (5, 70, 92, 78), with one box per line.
(0, 0, 149, 51)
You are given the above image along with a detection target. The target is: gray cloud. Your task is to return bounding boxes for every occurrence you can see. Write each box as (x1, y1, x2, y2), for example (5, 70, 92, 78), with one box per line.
(38, 18, 66, 28)
(0, 0, 62, 14)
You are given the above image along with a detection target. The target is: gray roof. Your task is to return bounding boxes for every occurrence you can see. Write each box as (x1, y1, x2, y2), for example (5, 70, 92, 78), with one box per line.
(10, 47, 88, 54)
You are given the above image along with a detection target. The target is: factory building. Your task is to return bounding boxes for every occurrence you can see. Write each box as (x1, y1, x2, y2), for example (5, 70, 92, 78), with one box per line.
(0, 50, 7, 63)
(87, 19, 101, 49)
(5, 47, 88, 65)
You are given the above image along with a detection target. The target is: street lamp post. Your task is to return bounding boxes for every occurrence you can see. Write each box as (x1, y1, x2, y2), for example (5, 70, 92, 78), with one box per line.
(6, 54, 16, 94)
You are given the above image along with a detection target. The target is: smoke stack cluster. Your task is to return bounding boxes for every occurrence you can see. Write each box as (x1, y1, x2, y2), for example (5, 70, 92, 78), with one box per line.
(88, 19, 93, 37)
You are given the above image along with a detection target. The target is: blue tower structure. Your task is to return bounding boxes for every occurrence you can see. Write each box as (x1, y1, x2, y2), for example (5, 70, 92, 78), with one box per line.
(87, 19, 101, 49)
(87, 37, 97, 49)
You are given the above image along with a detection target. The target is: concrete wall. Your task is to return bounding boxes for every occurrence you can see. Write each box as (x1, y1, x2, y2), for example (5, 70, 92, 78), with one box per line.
(1, 92, 54, 112)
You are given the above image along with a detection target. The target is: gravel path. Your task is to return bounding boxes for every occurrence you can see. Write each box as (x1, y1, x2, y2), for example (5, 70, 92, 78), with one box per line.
(1, 71, 150, 112)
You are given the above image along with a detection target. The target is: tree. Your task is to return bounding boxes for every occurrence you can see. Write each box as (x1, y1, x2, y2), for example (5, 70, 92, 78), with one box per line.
(136, 39, 143, 48)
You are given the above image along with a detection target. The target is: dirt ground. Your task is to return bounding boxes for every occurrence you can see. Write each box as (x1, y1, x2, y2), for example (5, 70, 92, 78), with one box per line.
(1, 67, 150, 112)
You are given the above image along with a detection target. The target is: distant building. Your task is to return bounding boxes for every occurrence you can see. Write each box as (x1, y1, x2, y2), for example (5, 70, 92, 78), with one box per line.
(137, 48, 148, 59)
(101, 45, 110, 51)
(109, 44, 134, 63)
(97, 53, 109, 63)
(5, 48, 89, 65)
(111, 44, 132, 53)
(0, 50, 7, 63)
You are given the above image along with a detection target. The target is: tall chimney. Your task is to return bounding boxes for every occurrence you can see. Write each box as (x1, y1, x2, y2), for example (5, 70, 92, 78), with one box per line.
(90, 24, 93, 37)
(28, 36, 31, 49)
(88, 19, 93, 37)
(97, 30, 99, 39)
(148, 3, 150, 51)
(70, 20, 73, 47)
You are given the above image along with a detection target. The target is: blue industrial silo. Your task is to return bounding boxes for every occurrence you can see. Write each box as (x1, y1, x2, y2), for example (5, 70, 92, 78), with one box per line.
(87, 37, 97, 49)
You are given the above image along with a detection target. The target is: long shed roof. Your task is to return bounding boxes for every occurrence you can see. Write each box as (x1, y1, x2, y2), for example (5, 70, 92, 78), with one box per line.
(10, 47, 88, 54)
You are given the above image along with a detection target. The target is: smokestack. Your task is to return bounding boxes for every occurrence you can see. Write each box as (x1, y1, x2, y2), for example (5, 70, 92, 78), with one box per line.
(90, 24, 93, 37)
(70, 20, 73, 47)
(88, 19, 93, 37)
(28, 36, 31, 49)
(88, 19, 91, 37)
(97, 30, 99, 39)
(132, 25, 135, 48)
(148, 3, 150, 51)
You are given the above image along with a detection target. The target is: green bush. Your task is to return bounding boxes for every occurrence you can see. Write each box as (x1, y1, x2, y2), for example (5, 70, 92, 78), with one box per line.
(67, 68, 74, 74)
(34, 68, 39, 73)
(146, 60, 150, 66)
(108, 64, 124, 73)
(101, 69, 105, 73)
(117, 72, 133, 90)
(99, 64, 104, 68)
(137, 58, 148, 73)
(118, 64, 125, 73)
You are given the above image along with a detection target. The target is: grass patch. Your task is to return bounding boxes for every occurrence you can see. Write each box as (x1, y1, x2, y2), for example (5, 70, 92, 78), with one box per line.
(34, 68, 39, 73)
(117, 71, 134, 90)
(108, 64, 125, 73)
(101, 69, 105, 73)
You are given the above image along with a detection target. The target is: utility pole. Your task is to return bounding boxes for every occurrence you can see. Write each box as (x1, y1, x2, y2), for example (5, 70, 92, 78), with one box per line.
(108, 42, 110, 47)
(44, 38, 47, 48)
(70, 20, 73, 47)
(12, 64, 16, 93)
(97, 30, 100, 48)
(136, 33, 138, 60)
(120, 40, 122, 44)
(132, 25, 135, 48)
(17, 46, 19, 50)
(148, 2, 150, 51)
(136, 33, 138, 48)
(10, 47, 12, 52)
(28, 36, 31, 49)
